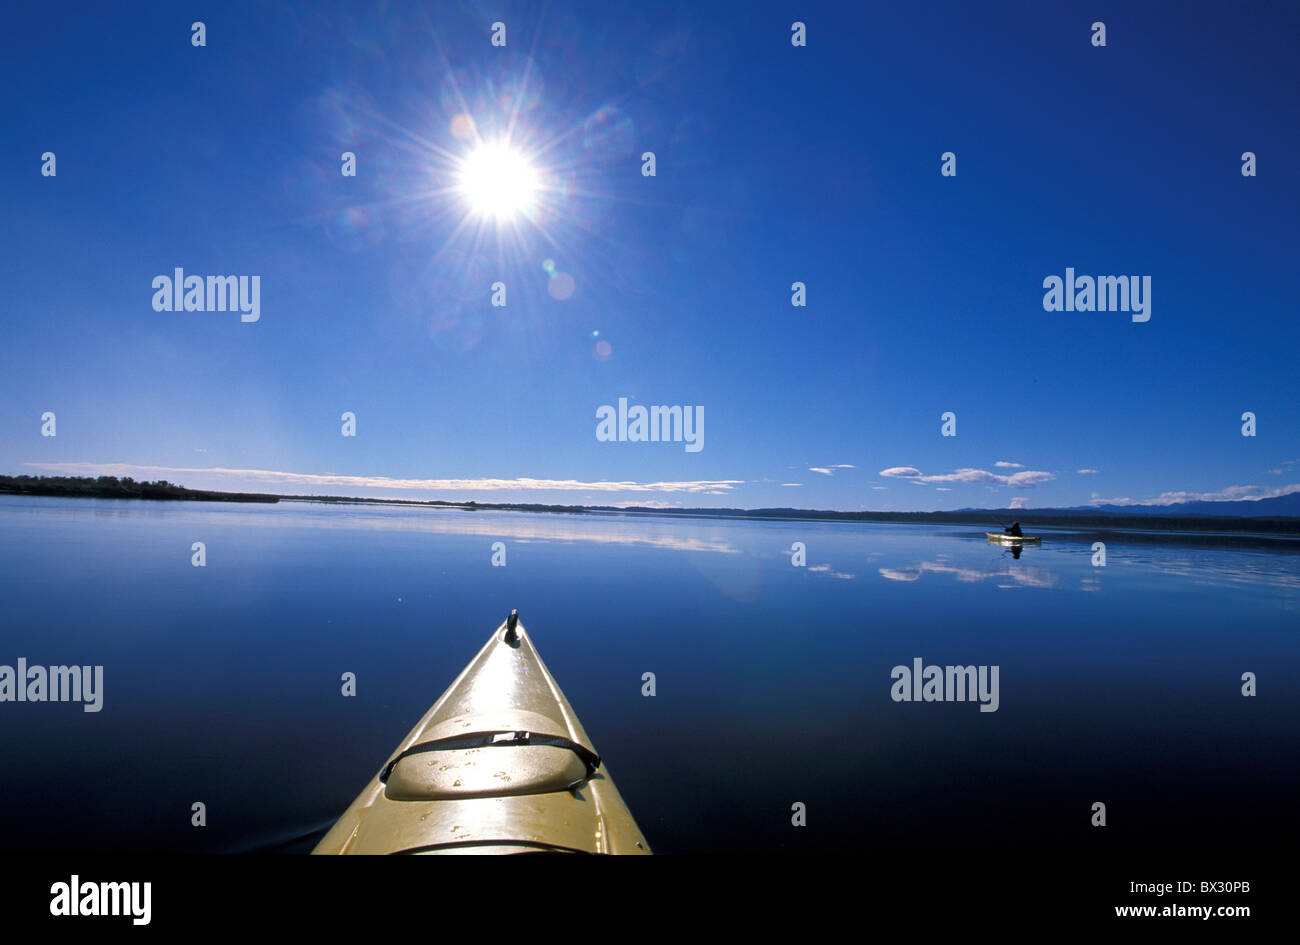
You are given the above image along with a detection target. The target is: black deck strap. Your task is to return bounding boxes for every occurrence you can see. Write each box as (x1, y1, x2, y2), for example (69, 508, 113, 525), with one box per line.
(379, 730, 602, 784)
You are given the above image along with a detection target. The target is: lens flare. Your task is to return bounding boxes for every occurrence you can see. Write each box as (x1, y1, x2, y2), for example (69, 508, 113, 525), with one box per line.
(457, 142, 540, 220)
(548, 272, 576, 300)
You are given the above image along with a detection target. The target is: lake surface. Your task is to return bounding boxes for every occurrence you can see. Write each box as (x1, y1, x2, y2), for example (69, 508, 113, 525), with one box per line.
(1, 496, 1297, 855)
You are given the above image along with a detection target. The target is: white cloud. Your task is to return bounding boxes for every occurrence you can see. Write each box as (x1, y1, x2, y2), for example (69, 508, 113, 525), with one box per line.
(809, 464, 855, 476)
(936, 487, 952, 492)
(879, 466, 1055, 488)
(1076, 468, 1100, 475)
(1089, 483, 1300, 507)
(1009, 496, 1030, 509)
(24, 462, 744, 495)
(809, 467, 832, 476)
(870, 485, 888, 490)
(995, 461, 1023, 468)
(780, 482, 803, 487)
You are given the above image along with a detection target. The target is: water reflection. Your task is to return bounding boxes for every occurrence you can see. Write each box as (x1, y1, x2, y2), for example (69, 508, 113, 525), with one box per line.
(808, 564, 855, 580)
(879, 559, 1058, 588)
(2, 498, 1297, 856)
(1141, 554, 1300, 592)
(204, 503, 743, 554)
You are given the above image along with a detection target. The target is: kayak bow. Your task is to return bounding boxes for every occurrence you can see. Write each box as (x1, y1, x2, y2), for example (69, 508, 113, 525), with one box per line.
(314, 611, 651, 855)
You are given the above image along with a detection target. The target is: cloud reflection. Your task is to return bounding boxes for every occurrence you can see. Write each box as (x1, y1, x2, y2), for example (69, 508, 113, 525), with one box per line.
(879, 560, 1058, 588)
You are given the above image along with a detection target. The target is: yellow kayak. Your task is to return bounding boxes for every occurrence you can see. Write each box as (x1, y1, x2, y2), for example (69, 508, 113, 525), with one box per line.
(313, 611, 651, 855)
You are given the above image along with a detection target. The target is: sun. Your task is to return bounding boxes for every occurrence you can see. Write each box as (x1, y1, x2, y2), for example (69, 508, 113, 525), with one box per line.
(457, 142, 541, 221)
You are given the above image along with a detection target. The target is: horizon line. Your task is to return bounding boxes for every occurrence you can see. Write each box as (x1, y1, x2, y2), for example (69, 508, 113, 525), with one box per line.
(11, 462, 1300, 514)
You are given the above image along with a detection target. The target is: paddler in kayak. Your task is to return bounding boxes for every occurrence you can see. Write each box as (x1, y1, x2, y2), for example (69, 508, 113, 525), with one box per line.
(1003, 522, 1023, 537)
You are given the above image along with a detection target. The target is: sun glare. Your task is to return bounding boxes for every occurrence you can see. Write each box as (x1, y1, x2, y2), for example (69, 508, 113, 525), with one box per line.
(457, 142, 540, 221)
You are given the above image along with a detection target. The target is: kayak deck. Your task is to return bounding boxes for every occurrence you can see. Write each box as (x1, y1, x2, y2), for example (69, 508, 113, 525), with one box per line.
(986, 532, 1041, 543)
(313, 613, 650, 855)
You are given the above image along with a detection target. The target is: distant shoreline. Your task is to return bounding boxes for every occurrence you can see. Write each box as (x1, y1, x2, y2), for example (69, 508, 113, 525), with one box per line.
(279, 495, 1300, 536)
(4, 475, 1298, 534)
(0, 475, 279, 504)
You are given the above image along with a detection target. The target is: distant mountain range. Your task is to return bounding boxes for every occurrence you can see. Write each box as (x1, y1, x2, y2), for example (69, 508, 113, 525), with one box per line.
(962, 493, 1300, 519)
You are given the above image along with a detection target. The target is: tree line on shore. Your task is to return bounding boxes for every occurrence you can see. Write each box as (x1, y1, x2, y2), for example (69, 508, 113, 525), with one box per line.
(0, 474, 279, 503)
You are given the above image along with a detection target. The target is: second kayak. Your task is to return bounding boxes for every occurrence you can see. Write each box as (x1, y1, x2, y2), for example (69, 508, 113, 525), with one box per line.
(313, 611, 651, 855)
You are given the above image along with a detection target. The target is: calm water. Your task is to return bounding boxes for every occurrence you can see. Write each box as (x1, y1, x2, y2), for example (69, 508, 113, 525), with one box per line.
(1, 496, 1297, 854)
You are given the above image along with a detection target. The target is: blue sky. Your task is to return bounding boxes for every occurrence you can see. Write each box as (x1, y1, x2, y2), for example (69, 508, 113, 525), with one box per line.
(2, 1, 1297, 511)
